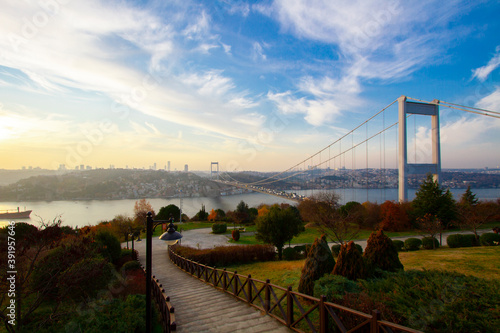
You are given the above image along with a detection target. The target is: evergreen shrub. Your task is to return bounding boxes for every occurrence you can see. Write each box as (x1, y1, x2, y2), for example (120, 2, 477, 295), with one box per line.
(212, 222, 227, 234)
(313, 274, 361, 302)
(479, 232, 500, 246)
(404, 238, 422, 251)
(392, 240, 405, 252)
(332, 241, 366, 280)
(298, 235, 335, 296)
(422, 237, 440, 249)
(462, 234, 479, 247)
(446, 234, 463, 248)
(363, 230, 403, 272)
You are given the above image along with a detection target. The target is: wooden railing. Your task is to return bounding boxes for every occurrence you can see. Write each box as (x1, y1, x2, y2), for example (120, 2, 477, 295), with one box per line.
(168, 247, 422, 333)
(140, 265, 177, 332)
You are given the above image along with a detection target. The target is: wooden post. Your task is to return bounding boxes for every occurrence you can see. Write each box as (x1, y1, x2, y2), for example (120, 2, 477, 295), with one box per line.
(247, 275, 252, 303)
(286, 286, 294, 327)
(371, 309, 381, 333)
(265, 279, 271, 313)
(234, 271, 238, 296)
(320, 295, 328, 333)
(223, 268, 227, 290)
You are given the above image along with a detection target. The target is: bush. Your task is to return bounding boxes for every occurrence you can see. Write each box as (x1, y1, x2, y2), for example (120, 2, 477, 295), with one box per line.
(283, 247, 299, 261)
(404, 238, 422, 251)
(231, 229, 240, 241)
(121, 260, 142, 273)
(462, 234, 479, 247)
(331, 244, 341, 257)
(95, 230, 122, 263)
(332, 241, 366, 280)
(359, 270, 500, 332)
(479, 232, 500, 246)
(298, 235, 335, 296)
(422, 237, 440, 250)
(447, 234, 463, 248)
(313, 274, 361, 302)
(58, 257, 115, 299)
(363, 230, 403, 273)
(392, 240, 405, 252)
(66, 295, 152, 332)
(172, 244, 275, 266)
(293, 245, 307, 258)
(212, 222, 227, 234)
(446, 234, 478, 248)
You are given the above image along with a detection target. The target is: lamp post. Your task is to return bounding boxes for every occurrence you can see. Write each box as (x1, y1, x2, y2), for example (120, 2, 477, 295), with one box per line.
(146, 212, 182, 332)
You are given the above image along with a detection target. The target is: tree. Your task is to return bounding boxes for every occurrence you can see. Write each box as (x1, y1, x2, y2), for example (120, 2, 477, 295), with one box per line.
(459, 201, 498, 240)
(255, 206, 305, 260)
(234, 200, 250, 225)
(133, 199, 155, 227)
(156, 204, 180, 221)
(298, 235, 335, 296)
(301, 191, 359, 245)
(416, 213, 443, 249)
(379, 201, 411, 231)
(109, 214, 134, 244)
(412, 174, 457, 229)
(459, 185, 478, 207)
(194, 204, 208, 221)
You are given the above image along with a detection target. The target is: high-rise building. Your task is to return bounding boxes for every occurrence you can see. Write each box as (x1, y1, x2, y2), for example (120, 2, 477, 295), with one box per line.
(168, 161, 171, 172)
(184, 164, 188, 172)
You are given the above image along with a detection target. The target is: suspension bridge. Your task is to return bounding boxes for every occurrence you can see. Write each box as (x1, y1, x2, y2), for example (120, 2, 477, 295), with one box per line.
(212, 95, 500, 203)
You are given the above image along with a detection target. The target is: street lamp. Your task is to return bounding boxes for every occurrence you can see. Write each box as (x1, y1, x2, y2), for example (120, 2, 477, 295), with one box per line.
(146, 212, 182, 332)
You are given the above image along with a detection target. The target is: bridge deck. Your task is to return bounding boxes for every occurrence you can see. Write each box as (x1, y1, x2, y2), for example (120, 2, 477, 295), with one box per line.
(135, 237, 291, 333)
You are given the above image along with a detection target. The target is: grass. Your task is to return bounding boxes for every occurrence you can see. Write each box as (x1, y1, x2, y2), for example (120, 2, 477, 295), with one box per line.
(399, 246, 500, 280)
(226, 246, 500, 289)
(151, 221, 213, 236)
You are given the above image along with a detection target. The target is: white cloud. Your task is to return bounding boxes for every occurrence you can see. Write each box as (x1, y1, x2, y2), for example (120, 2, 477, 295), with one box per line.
(252, 42, 267, 61)
(472, 46, 500, 82)
(475, 87, 500, 111)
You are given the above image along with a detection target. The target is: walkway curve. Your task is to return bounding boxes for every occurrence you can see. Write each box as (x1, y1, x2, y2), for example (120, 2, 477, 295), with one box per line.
(134, 237, 292, 333)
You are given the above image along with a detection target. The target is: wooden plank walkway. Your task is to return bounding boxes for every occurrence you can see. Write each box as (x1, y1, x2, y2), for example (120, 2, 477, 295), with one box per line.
(135, 238, 292, 333)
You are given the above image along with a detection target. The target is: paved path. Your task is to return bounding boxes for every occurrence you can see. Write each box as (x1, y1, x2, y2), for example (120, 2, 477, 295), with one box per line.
(134, 236, 291, 333)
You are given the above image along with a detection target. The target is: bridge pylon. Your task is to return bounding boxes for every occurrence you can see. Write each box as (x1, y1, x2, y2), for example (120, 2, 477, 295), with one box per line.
(398, 96, 441, 202)
(210, 162, 219, 180)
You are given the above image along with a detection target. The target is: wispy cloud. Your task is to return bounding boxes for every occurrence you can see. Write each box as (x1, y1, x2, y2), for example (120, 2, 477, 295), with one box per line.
(472, 46, 500, 82)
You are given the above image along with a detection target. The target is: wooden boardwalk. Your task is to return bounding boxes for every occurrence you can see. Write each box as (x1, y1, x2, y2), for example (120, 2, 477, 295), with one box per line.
(135, 238, 291, 333)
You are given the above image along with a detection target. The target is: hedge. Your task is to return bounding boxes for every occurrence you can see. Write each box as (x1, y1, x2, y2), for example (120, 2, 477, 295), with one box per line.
(172, 244, 275, 266)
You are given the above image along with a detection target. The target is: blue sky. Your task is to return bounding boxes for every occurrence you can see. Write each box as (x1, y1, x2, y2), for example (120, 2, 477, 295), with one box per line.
(0, 0, 499, 172)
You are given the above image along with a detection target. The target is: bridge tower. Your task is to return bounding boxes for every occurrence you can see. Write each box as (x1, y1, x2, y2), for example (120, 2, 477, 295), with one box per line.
(210, 162, 219, 180)
(398, 96, 441, 202)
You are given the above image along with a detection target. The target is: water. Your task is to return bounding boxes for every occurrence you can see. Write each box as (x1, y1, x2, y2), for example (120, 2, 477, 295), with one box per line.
(1, 188, 498, 228)
(0, 192, 296, 228)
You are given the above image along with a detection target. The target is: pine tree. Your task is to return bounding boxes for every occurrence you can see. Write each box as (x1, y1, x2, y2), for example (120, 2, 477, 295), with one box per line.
(298, 235, 335, 296)
(412, 173, 457, 228)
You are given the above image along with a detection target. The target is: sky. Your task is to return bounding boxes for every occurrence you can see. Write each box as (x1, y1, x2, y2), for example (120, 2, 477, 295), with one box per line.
(0, 0, 499, 172)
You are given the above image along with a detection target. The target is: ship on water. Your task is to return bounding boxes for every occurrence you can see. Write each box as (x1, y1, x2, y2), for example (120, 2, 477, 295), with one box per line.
(0, 207, 32, 219)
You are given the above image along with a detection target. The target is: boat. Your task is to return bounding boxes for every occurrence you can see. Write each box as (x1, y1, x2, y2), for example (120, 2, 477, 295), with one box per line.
(0, 207, 32, 219)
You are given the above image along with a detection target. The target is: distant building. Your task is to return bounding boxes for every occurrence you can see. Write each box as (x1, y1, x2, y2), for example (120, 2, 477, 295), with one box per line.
(168, 161, 171, 172)
(59, 164, 66, 171)
(184, 164, 188, 172)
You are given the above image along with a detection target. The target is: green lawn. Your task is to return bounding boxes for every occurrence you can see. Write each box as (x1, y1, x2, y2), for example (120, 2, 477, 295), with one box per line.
(226, 246, 500, 290)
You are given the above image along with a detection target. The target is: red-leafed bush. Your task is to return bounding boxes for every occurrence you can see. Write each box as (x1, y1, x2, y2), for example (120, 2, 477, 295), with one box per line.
(172, 244, 275, 266)
(231, 229, 240, 241)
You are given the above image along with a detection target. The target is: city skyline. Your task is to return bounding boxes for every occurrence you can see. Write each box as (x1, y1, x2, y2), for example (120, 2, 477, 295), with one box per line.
(0, 1, 499, 172)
